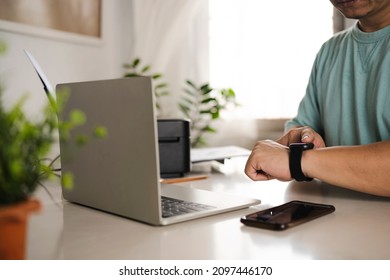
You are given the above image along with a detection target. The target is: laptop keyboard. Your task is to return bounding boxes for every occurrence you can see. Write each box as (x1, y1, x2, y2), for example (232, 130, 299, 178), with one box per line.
(161, 196, 216, 218)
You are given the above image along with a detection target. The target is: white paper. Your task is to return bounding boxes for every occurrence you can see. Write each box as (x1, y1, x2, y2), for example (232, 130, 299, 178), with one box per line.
(191, 145, 251, 163)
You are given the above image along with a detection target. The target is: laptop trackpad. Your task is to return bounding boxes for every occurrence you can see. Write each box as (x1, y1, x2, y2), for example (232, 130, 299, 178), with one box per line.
(160, 183, 260, 209)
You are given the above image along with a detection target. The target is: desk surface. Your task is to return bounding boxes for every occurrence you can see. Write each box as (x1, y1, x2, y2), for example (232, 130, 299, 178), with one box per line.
(28, 158, 390, 260)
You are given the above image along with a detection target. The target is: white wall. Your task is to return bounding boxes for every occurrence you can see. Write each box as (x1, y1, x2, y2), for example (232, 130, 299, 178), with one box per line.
(0, 0, 133, 117)
(130, 0, 209, 118)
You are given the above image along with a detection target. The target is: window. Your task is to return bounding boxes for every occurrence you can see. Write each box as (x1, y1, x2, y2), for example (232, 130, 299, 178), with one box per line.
(209, 0, 334, 119)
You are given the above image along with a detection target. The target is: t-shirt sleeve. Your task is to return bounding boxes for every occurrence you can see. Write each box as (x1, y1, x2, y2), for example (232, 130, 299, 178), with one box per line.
(284, 51, 324, 137)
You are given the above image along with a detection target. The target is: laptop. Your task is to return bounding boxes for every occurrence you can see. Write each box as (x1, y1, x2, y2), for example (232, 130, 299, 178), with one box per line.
(25, 50, 261, 226)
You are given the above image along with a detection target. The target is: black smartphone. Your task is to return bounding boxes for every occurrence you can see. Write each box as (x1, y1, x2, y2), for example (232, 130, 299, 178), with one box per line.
(241, 200, 335, 230)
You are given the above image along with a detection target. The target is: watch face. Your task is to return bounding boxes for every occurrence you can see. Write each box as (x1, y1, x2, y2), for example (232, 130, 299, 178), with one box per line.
(302, 143, 314, 149)
(290, 143, 314, 150)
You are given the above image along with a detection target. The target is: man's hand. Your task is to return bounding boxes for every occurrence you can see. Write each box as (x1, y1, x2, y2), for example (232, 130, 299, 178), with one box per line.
(245, 140, 291, 182)
(277, 126, 326, 148)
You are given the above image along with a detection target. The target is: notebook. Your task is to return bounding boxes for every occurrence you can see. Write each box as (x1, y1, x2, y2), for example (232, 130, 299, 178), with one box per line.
(25, 50, 261, 225)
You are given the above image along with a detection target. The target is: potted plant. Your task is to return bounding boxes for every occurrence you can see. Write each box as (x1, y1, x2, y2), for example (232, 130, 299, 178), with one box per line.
(0, 84, 60, 259)
(179, 80, 238, 147)
(0, 42, 106, 259)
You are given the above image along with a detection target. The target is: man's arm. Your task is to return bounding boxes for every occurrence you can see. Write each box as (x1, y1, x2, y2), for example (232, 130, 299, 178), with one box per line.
(245, 139, 390, 197)
(302, 140, 390, 197)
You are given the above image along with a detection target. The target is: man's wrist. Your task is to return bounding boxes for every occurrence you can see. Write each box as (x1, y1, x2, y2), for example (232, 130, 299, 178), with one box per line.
(289, 143, 314, 181)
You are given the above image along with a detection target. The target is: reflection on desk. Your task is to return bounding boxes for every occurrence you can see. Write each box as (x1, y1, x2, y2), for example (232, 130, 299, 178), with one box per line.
(27, 158, 390, 259)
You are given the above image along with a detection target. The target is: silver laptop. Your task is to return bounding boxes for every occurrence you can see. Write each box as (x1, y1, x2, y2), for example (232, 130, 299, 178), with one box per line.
(26, 50, 260, 226)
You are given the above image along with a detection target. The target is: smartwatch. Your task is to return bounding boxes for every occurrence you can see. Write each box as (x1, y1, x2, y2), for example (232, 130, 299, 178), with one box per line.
(289, 143, 314, 181)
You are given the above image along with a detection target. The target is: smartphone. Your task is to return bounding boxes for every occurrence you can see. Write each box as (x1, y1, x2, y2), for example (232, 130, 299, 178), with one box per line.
(241, 200, 335, 230)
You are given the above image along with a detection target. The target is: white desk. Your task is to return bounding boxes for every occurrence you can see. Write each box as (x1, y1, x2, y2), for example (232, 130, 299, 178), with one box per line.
(27, 158, 390, 260)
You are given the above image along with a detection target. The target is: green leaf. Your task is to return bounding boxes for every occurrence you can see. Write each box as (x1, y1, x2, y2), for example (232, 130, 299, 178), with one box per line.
(227, 88, 236, 97)
(200, 83, 211, 91)
(10, 159, 23, 178)
(155, 83, 168, 89)
(70, 109, 86, 126)
(141, 65, 151, 73)
(94, 126, 107, 138)
(178, 104, 191, 118)
(156, 91, 169, 97)
(202, 125, 216, 133)
(211, 111, 220, 119)
(201, 97, 217, 104)
(152, 73, 162, 79)
(62, 172, 74, 189)
(124, 73, 138, 77)
(186, 80, 197, 89)
(132, 58, 140, 67)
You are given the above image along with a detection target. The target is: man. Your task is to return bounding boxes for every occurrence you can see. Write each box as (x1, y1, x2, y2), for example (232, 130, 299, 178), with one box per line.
(245, 0, 390, 197)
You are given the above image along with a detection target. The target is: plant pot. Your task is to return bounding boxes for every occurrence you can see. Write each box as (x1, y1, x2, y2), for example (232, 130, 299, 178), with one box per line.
(0, 198, 41, 260)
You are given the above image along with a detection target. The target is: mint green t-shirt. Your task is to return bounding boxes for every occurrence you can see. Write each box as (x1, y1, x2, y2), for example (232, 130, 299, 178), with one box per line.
(286, 23, 390, 146)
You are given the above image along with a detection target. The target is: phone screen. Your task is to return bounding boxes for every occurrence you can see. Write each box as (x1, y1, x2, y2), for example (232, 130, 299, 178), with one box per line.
(241, 200, 335, 230)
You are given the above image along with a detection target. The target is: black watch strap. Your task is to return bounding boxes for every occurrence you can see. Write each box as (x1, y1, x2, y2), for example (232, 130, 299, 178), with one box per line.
(289, 143, 314, 182)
